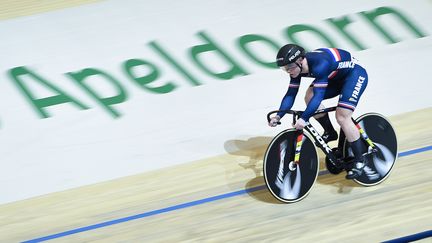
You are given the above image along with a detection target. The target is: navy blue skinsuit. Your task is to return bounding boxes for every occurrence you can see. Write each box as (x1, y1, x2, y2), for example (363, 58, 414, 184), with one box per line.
(276, 48, 368, 121)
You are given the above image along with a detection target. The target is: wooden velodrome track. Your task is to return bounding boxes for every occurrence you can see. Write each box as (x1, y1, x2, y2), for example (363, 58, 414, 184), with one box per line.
(1, 2, 432, 242)
(1, 107, 431, 242)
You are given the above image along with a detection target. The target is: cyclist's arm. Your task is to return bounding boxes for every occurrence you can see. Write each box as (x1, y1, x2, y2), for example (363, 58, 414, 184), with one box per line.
(300, 79, 327, 121)
(276, 79, 301, 118)
(300, 59, 333, 121)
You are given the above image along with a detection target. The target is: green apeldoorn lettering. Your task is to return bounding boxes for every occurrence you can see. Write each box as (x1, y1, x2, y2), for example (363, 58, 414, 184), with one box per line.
(7, 6, 428, 118)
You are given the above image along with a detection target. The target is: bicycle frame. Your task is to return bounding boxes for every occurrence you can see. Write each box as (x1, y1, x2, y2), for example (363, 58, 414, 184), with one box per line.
(306, 113, 339, 167)
(303, 123, 337, 161)
(267, 106, 375, 167)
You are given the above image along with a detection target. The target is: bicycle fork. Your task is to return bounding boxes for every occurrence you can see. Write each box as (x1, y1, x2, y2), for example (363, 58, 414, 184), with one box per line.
(293, 132, 303, 167)
(276, 133, 302, 184)
(275, 132, 303, 199)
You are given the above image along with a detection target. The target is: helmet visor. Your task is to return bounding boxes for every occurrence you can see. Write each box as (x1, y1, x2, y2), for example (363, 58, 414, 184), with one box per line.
(280, 63, 298, 72)
(286, 62, 298, 69)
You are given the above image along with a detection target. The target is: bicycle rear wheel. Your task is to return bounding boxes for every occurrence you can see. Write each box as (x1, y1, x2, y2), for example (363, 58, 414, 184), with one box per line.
(343, 113, 398, 186)
(263, 129, 319, 203)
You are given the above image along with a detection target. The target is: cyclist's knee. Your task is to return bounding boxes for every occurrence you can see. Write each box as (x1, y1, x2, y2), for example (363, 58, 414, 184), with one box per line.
(336, 108, 353, 125)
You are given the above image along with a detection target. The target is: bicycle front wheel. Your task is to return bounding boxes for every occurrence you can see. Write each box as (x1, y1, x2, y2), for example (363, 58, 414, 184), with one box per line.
(263, 129, 319, 203)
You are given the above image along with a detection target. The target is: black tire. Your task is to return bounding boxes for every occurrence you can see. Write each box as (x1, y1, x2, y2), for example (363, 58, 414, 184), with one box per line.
(263, 129, 319, 203)
(343, 113, 398, 186)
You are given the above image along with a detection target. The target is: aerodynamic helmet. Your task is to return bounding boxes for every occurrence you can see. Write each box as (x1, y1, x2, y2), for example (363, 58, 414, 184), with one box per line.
(276, 44, 305, 67)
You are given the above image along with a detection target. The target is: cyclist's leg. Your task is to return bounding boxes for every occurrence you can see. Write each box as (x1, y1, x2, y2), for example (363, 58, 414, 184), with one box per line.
(336, 65, 368, 179)
(305, 84, 339, 142)
(336, 108, 360, 141)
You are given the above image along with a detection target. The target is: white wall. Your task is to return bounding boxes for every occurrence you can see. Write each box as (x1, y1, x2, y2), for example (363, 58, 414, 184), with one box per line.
(0, 0, 431, 204)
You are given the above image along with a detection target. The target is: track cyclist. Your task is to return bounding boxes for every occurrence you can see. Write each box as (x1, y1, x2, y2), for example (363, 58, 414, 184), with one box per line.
(268, 44, 368, 179)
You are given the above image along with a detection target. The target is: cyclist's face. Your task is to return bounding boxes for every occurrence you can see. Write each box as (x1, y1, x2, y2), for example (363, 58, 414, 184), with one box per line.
(281, 62, 300, 78)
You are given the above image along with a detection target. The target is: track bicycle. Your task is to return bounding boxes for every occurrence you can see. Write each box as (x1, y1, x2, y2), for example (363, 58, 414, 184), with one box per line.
(263, 107, 398, 203)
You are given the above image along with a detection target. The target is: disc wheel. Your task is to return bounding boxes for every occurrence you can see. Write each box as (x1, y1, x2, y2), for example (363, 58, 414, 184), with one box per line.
(263, 129, 319, 203)
(343, 113, 398, 186)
